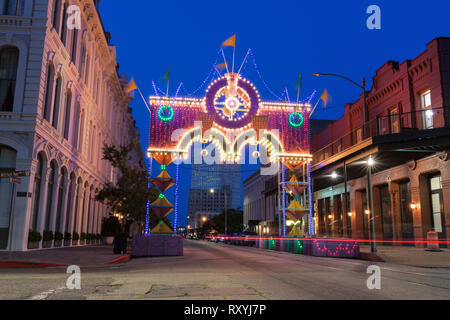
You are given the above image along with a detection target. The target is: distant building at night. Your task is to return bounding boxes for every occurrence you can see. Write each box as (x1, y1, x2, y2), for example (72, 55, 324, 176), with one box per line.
(0, 0, 143, 251)
(311, 37, 450, 248)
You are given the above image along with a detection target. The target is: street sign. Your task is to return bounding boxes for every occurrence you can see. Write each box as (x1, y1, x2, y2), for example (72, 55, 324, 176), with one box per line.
(0, 170, 30, 178)
(10, 177, 21, 184)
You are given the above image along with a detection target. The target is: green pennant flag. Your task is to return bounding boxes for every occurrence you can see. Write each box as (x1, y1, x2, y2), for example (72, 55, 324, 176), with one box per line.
(163, 67, 170, 81)
(295, 75, 302, 90)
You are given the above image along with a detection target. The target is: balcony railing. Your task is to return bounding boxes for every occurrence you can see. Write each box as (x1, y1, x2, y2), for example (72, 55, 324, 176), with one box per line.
(313, 107, 450, 164)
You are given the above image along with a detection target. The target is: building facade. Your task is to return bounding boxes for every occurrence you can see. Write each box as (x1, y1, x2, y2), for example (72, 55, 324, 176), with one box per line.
(0, 0, 141, 251)
(243, 169, 278, 235)
(311, 38, 450, 248)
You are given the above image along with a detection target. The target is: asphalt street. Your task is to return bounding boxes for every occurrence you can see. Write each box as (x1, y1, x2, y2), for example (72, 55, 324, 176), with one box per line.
(1, 240, 449, 300)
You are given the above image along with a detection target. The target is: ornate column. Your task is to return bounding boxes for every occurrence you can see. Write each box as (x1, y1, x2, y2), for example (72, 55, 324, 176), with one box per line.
(409, 161, 425, 248)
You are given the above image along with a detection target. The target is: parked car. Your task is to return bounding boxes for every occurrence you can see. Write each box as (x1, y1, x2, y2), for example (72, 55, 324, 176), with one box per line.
(208, 232, 219, 242)
(232, 231, 257, 246)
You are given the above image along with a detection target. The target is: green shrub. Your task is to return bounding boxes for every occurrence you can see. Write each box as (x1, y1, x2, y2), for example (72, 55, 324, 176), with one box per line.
(80, 232, 86, 241)
(43, 230, 54, 242)
(72, 232, 80, 241)
(64, 232, 71, 240)
(28, 230, 42, 242)
(54, 231, 63, 241)
(96, 234, 102, 240)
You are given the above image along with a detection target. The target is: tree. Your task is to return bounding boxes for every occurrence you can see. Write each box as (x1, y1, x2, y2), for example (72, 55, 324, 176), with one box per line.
(96, 141, 159, 225)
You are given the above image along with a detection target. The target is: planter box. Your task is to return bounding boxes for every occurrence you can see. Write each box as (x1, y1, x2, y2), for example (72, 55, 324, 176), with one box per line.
(132, 234, 183, 257)
(309, 239, 360, 258)
(103, 236, 114, 245)
(42, 240, 53, 248)
(64, 239, 71, 246)
(54, 240, 62, 247)
(80, 240, 86, 245)
(27, 241, 40, 250)
(72, 240, 79, 246)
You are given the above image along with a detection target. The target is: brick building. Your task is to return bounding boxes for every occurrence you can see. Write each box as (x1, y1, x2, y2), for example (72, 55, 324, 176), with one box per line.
(0, 0, 143, 251)
(311, 37, 450, 248)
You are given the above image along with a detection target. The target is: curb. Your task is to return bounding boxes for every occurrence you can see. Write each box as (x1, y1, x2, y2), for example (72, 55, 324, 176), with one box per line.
(360, 252, 385, 262)
(103, 254, 131, 265)
(0, 261, 67, 268)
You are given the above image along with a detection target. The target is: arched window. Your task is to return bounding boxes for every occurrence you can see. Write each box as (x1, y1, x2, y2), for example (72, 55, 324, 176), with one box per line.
(55, 169, 66, 232)
(84, 54, 90, 85)
(2, 0, 25, 16)
(44, 161, 57, 231)
(78, 111, 85, 152)
(73, 179, 81, 233)
(71, 28, 78, 64)
(72, 103, 81, 147)
(52, 0, 61, 34)
(43, 63, 55, 121)
(60, 2, 68, 46)
(30, 153, 44, 231)
(63, 91, 72, 140)
(65, 174, 76, 234)
(0, 145, 17, 249)
(51, 76, 62, 129)
(0, 46, 19, 112)
(79, 43, 86, 79)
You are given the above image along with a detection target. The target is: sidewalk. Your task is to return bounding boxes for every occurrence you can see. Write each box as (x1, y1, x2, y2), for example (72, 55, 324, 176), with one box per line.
(360, 245, 450, 268)
(0, 245, 130, 268)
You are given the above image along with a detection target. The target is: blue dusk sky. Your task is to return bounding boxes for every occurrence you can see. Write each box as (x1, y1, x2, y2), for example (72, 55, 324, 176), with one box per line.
(99, 0, 450, 227)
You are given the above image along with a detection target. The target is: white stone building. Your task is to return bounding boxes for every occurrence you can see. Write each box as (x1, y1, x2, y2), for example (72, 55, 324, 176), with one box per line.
(0, 0, 142, 251)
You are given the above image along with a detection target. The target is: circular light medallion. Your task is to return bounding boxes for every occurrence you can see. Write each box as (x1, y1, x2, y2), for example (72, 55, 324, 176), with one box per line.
(157, 105, 175, 122)
(225, 96, 240, 111)
(289, 112, 304, 128)
(252, 150, 260, 159)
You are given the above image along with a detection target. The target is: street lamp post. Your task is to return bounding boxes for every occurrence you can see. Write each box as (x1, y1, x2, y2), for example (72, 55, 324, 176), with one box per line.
(210, 188, 228, 236)
(314, 72, 376, 252)
(367, 157, 376, 252)
(313, 73, 368, 137)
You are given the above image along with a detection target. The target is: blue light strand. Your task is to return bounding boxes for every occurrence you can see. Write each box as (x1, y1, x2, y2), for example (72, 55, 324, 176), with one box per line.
(308, 161, 314, 236)
(174, 161, 180, 233)
(187, 49, 222, 97)
(282, 161, 286, 237)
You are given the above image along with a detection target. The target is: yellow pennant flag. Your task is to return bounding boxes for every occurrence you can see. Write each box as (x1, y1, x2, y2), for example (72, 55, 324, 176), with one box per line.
(215, 62, 228, 70)
(125, 77, 138, 94)
(320, 89, 330, 107)
(221, 34, 236, 47)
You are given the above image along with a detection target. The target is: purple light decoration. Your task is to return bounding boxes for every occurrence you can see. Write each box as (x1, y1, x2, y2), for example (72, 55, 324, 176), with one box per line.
(174, 161, 179, 233)
(205, 78, 260, 129)
(282, 161, 286, 237)
(308, 160, 314, 236)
